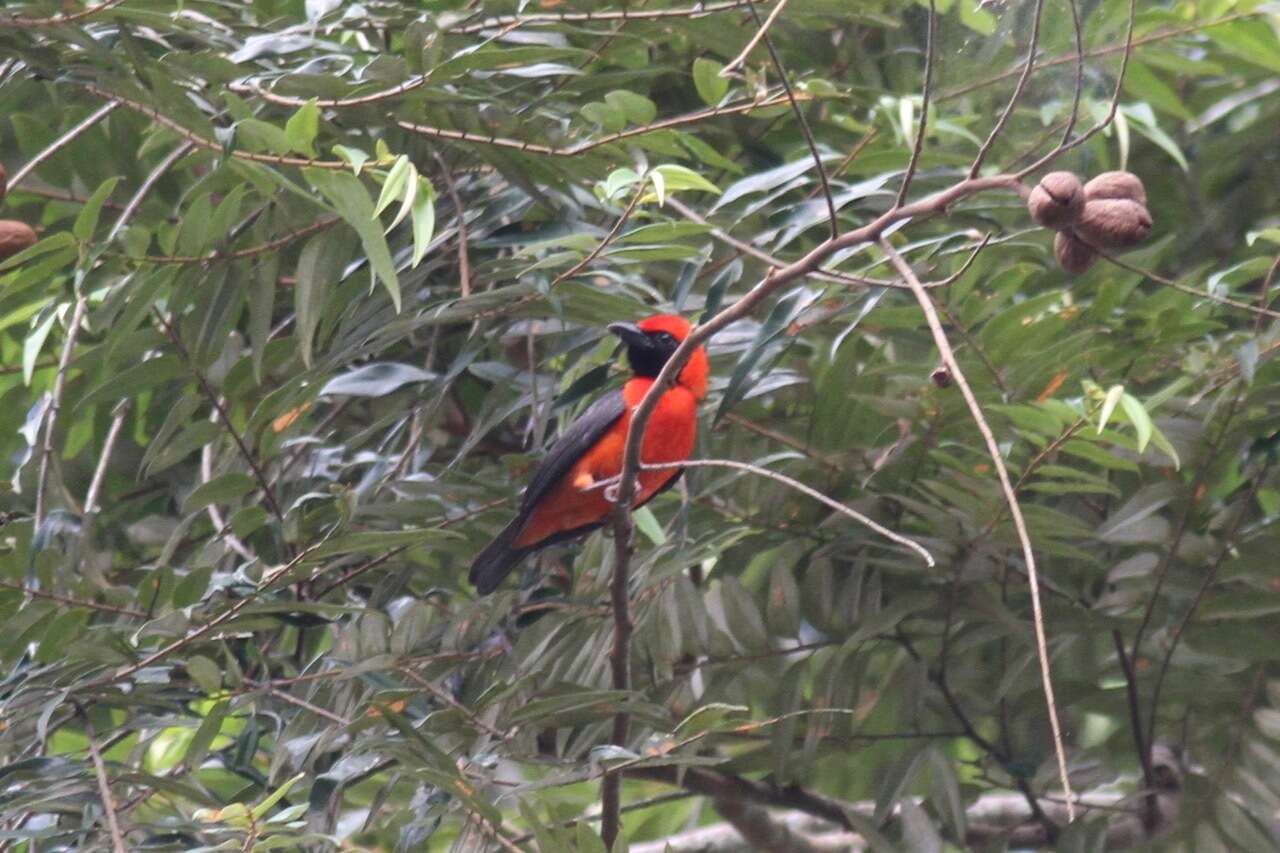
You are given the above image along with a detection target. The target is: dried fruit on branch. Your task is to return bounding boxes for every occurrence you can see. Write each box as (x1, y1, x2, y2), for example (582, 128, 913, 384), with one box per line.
(1083, 170, 1147, 206)
(0, 220, 37, 262)
(1054, 231, 1097, 275)
(1074, 199, 1153, 249)
(1027, 171, 1084, 229)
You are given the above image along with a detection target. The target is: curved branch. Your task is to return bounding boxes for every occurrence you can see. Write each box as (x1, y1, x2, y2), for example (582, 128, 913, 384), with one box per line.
(878, 237, 1075, 820)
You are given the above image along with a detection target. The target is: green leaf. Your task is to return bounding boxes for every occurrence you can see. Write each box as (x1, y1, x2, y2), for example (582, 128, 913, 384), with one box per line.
(373, 155, 412, 219)
(632, 505, 666, 546)
(1096, 384, 1124, 434)
(692, 57, 729, 106)
(74, 176, 121, 242)
(1118, 393, 1153, 453)
(250, 773, 306, 821)
(182, 472, 257, 514)
(305, 169, 401, 311)
(605, 90, 657, 125)
(410, 178, 435, 268)
(187, 655, 223, 694)
(284, 99, 320, 156)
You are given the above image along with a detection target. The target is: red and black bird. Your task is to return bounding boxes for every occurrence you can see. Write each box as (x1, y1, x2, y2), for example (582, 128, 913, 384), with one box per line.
(470, 314, 709, 594)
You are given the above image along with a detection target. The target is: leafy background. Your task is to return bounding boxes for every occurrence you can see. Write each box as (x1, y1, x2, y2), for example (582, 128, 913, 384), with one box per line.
(1, 0, 1279, 850)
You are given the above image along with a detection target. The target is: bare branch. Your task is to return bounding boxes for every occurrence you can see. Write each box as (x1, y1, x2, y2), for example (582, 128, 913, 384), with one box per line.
(7, 102, 120, 191)
(431, 151, 472, 298)
(602, 499, 635, 849)
(969, 0, 1045, 177)
(553, 181, 646, 288)
(153, 311, 287, 532)
(743, 0, 837, 237)
(80, 710, 127, 853)
(35, 296, 89, 527)
(452, 0, 763, 34)
(106, 142, 194, 243)
(83, 402, 130, 518)
(896, 0, 936, 207)
(81, 84, 351, 170)
(721, 0, 791, 76)
(1018, 0, 1137, 177)
(938, 10, 1256, 103)
(595, 458, 933, 566)
(878, 236, 1075, 820)
(398, 91, 803, 156)
(0, 580, 147, 618)
(1097, 249, 1280, 320)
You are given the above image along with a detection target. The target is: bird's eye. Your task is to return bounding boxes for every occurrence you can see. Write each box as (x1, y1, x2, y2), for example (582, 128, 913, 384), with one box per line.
(654, 332, 677, 346)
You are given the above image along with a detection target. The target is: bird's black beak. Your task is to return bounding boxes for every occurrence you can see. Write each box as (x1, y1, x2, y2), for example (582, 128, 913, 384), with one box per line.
(607, 322, 652, 350)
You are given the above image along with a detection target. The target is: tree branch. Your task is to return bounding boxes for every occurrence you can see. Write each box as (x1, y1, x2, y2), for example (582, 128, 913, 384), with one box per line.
(878, 236, 1075, 820)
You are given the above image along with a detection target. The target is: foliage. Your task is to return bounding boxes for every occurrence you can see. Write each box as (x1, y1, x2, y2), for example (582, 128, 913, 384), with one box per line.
(1, 0, 1279, 850)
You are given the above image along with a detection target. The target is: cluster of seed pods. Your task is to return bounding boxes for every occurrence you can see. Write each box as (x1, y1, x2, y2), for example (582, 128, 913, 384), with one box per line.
(1026, 170, 1153, 274)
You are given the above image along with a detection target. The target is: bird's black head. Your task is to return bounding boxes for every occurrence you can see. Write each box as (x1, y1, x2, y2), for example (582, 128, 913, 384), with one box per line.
(608, 322, 680, 378)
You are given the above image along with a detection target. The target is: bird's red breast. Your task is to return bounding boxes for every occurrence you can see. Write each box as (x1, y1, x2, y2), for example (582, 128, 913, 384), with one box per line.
(513, 377, 699, 547)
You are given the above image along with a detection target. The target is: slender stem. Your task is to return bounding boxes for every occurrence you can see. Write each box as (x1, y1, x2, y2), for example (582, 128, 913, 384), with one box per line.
(721, 0, 791, 75)
(7, 102, 120, 189)
(35, 297, 89, 527)
(879, 237, 1075, 820)
(970, 0, 1045, 177)
(153, 311, 287, 531)
(80, 711, 127, 853)
(431, 151, 472, 298)
(744, 0, 837, 237)
(896, 0, 936, 207)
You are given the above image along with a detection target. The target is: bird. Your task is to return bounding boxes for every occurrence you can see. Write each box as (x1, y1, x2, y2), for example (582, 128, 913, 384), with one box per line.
(469, 314, 708, 595)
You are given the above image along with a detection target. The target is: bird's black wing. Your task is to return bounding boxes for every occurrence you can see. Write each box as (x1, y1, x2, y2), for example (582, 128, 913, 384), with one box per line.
(518, 389, 627, 513)
(469, 391, 627, 595)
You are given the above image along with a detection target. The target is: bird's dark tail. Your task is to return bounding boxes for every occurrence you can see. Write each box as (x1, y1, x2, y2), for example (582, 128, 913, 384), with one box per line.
(469, 518, 531, 595)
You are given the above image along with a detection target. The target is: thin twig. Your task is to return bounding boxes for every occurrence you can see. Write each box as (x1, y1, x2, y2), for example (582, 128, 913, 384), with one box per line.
(35, 297, 89, 527)
(397, 91, 802, 156)
(201, 441, 258, 563)
(1146, 464, 1269, 758)
(452, 0, 761, 33)
(552, 182, 646, 287)
(970, 0, 1045, 177)
(153, 311, 287, 531)
(595, 459, 933, 565)
(106, 143, 194, 243)
(84, 402, 130, 516)
(879, 237, 1075, 820)
(938, 10, 1255, 102)
(1112, 630, 1158, 831)
(114, 217, 341, 265)
(6, 102, 120, 189)
(1097, 249, 1280, 321)
(0, 580, 147, 618)
(745, 0, 837, 237)
(1018, 0, 1137, 177)
(721, 0, 790, 76)
(601, 502, 634, 850)
(80, 710, 127, 853)
(81, 84, 349, 170)
(1060, 0, 1085, 147)
(398, 667, 509, 740)
(896, 0, 936, 207)
(431, 151, 472, 298)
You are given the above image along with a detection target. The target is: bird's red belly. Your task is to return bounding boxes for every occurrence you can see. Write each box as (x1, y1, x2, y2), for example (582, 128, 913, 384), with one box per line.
(513, 386, 696, 548)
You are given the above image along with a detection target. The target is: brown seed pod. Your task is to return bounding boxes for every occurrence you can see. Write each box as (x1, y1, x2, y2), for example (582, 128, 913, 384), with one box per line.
(1075, 198, 1152, 249)
(0, 220, 37, 262)
(1054, 231, 1097, 275)
(1027, 171, 1084, 229)
(1083, 170, 1147, 206)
